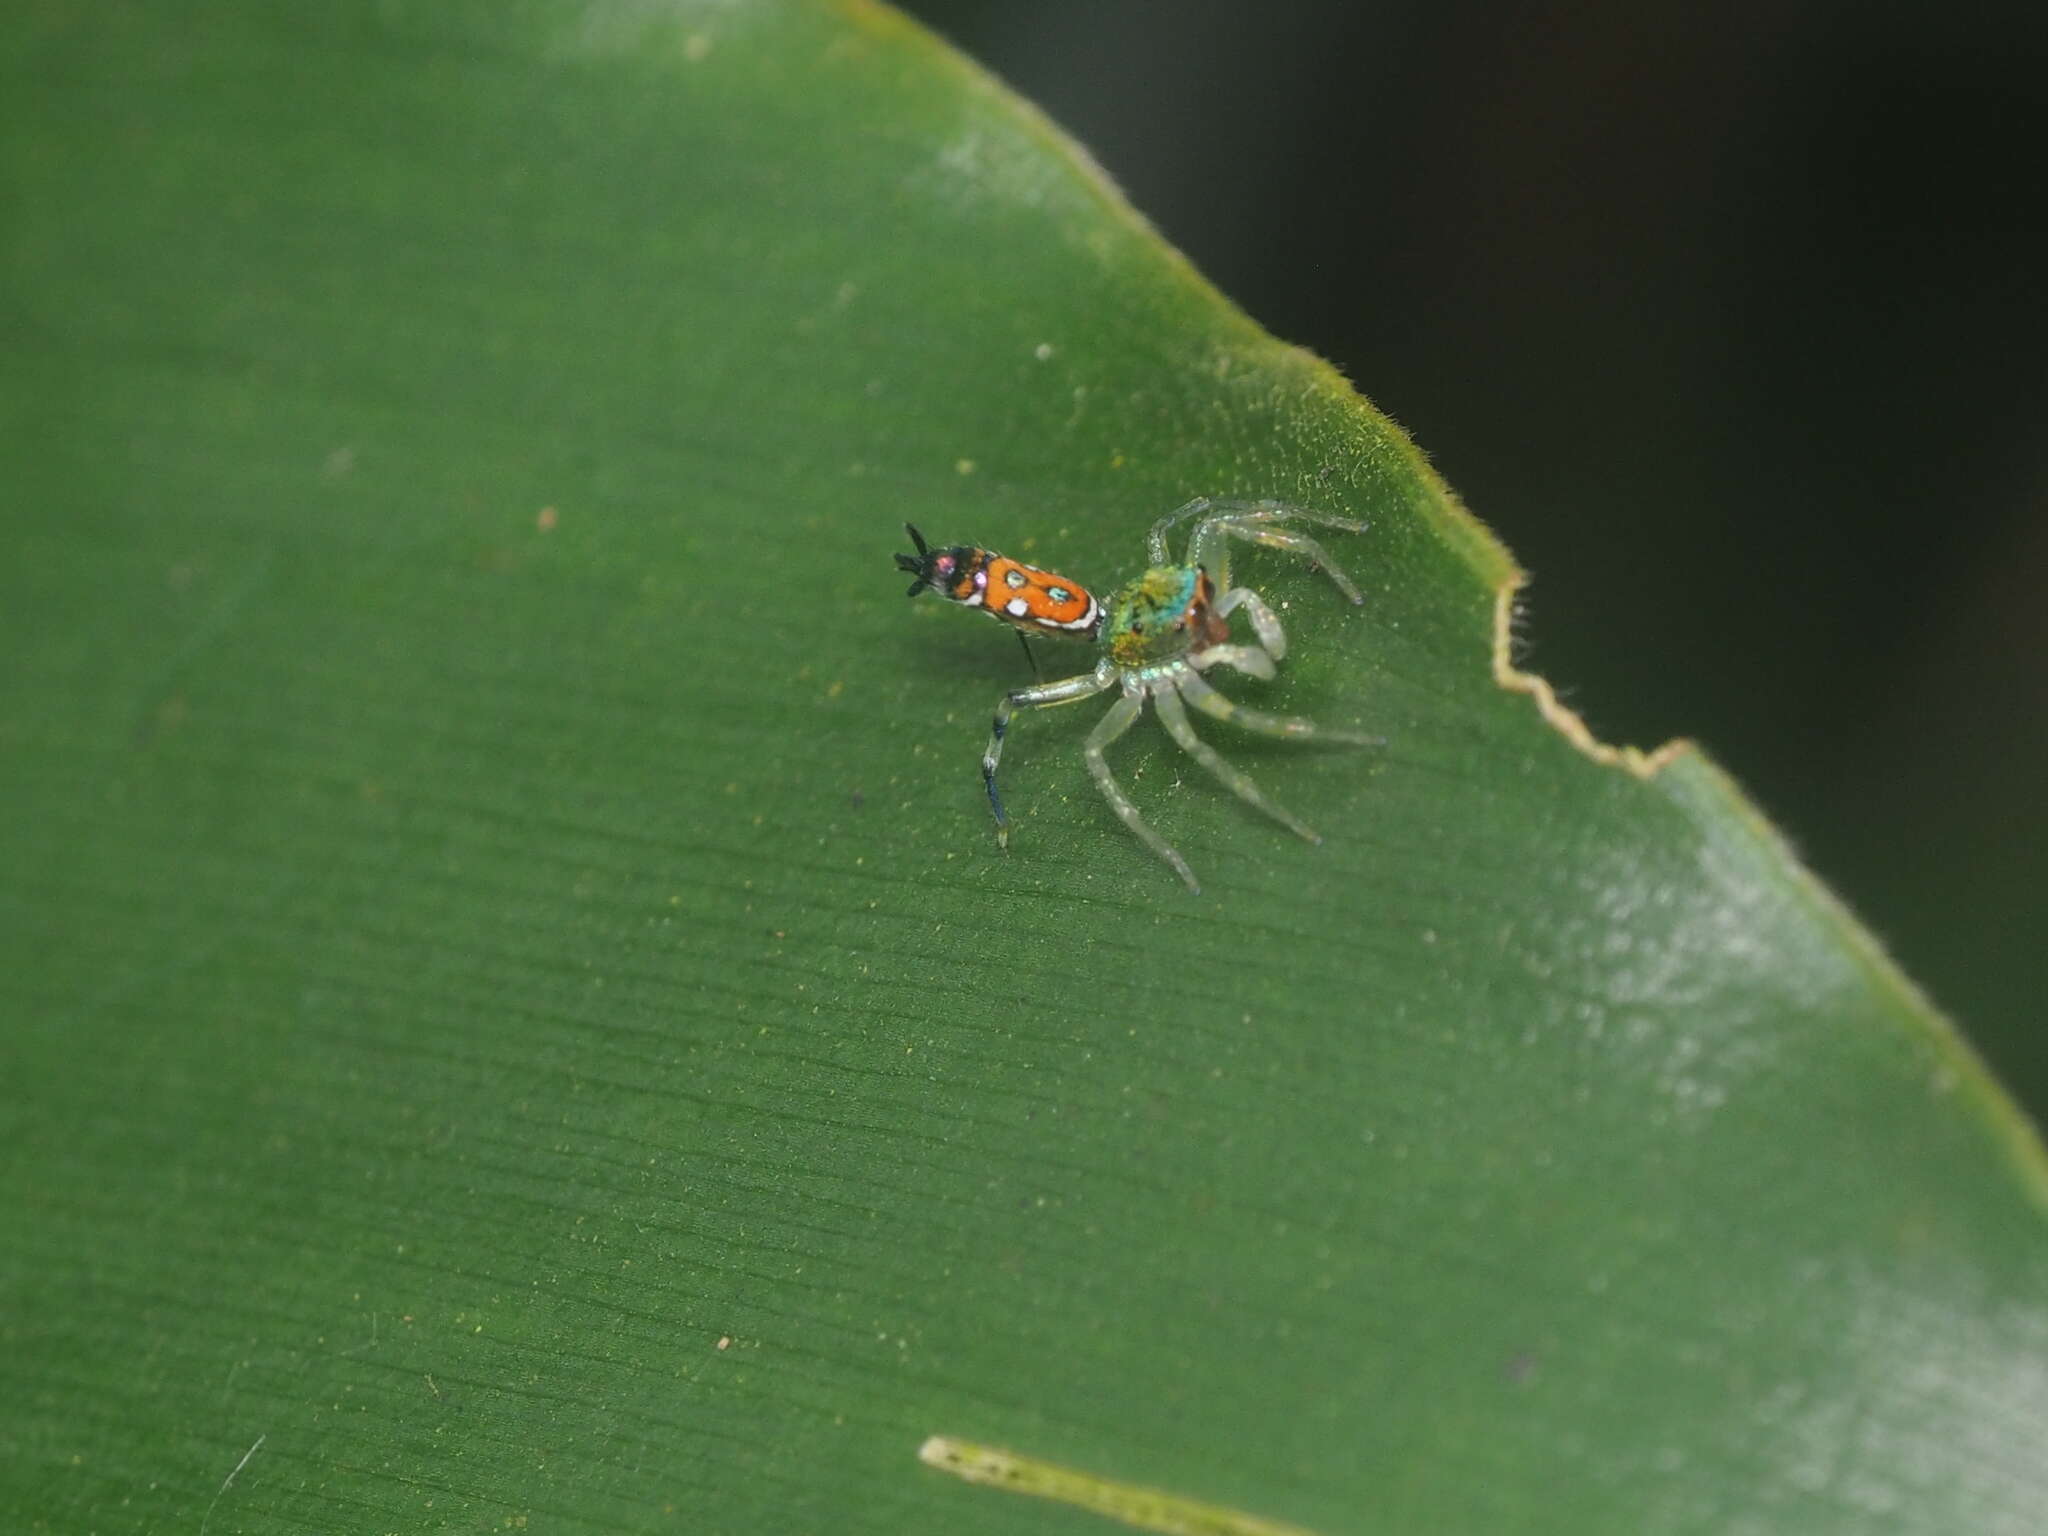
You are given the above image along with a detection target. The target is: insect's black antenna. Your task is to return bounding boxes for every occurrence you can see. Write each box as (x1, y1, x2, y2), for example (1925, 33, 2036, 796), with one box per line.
(896, 523, 934, 596)
(1015, 632, 1042, 680)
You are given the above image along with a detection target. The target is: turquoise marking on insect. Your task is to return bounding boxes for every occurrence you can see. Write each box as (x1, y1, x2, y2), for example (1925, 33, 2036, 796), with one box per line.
(894, 497, 1382, 893)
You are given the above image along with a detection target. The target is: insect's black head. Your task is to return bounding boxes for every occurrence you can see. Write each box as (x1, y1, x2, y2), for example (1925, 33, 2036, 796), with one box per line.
(894, 522, 965, 599)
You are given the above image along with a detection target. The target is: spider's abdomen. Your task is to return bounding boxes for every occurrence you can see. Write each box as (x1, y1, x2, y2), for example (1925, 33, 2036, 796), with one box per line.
(1106, 565, 1229, 667)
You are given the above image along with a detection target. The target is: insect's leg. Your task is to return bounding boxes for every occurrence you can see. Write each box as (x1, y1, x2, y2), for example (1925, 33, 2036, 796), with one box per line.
(983, 668, 1114, 845)
(1081, 688, 1200, 893)
(1188, 643, 1276, 681)
(1212, 586, 1288, 660)
(1176, 668, 1385, 747)
(1015, 631, 1042, 680)
(1153, 679, 1320, 844)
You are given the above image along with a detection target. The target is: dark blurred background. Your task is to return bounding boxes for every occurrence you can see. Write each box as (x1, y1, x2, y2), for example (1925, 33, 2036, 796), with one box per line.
(898, 0, 2048, 1110)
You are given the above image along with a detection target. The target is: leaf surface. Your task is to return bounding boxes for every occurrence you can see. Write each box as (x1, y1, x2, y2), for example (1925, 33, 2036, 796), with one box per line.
(3, 5, 2044, 1534)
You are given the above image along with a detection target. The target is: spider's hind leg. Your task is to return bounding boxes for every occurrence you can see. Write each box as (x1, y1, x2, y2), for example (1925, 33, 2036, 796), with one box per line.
(1176, 668, 1384, 748)
(1083, 689, 1200, 893)
(1151, 678, 1320, 844)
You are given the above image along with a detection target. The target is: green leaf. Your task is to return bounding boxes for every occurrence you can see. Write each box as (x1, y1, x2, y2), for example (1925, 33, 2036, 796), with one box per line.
(4, 4, 2044, 1534)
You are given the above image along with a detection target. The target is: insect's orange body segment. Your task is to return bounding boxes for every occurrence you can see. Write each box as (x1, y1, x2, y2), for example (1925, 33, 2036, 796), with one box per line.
(977, 555, 1100, 633)
(896, 527, 1103, 639)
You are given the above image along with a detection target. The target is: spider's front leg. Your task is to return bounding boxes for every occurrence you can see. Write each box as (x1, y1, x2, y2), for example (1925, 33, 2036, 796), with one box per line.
(981, 663, 1115, 845)
(1181, 586, 1285, 684)
(1185, 501, 1369, 602)
(1214, 585, 1288, 661)
(1187, 643, 1276, 682)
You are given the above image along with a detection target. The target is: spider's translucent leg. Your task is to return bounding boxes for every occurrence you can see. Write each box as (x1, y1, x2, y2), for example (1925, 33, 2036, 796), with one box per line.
(1145, 497, 1218, 564)
(1201, 499, 1369, 534)
(1188, 643, 1276, 681)
(1176, 668, 1385, 747)
(1152, 679, 1320, 845)
(984, 667, 1114, 844)
(1213, 586, 1288, 660)
(1083, 689, 1200, 893)
(1149, 495, 1364, 563)
(1194, 517, 1366, 605)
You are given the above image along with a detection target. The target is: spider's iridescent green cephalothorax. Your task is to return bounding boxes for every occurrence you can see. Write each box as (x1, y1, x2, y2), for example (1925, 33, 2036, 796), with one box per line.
(894, 497, 1380, 893)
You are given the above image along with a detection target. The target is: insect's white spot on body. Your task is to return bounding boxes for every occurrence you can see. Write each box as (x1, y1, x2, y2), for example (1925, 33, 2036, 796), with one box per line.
(1004, 597, 1030, 617)
(1004, 568, 1028, 588)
